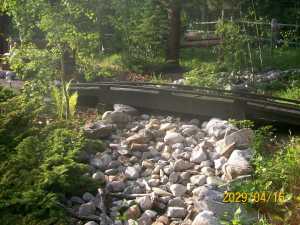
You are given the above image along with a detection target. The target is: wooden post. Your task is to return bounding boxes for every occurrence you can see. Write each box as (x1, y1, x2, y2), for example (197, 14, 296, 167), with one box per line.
(271, 18, 280, 54)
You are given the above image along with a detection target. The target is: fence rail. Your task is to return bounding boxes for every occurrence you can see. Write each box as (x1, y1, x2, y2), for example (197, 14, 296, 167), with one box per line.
(194, 20, 300, 28)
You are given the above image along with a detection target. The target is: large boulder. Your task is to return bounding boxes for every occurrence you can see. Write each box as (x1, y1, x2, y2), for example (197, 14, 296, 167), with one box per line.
(192, 210, 221, 225)
(84, 121, 114, 139)
(222, 149, 253, 180)
(204, 118, 238, 140)
(78, 202, 96, 217)
(216, 129, 254, 157)
(102, 110, 131, 124)
(113, 104, 139, 116)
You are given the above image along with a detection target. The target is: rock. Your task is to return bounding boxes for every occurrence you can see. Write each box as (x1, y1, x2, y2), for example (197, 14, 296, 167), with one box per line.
(127, 133, 148, 145)
(174, 159, 194, 172)
(138, 210, 157, 225)
(167, 207, 187, 218)
(170, 184, 187, 197)
(131, 143, 148, 151)
(78, 202, 96, 217)
(206, 176, 225, 186)
(190, 149, 207, 163)
(125, 204, 141, 219)
(152, 187, 172, 197)
(160, 123, 176, 131)
(168, 197, 185, 208)
(204, 118, 237, 140)
(92, 171, 105, 182)
(107, 180, 126, 192)
(84, 222, 98, 225)
(192, 210, 221, 225)
(190, 175, 206, 186)
(153, 215, 169, 225)
(164, 132, 184, 145)
(181, 125, 199, 136)
(148, 179, 160, 187)
(200, 160, 213, 168)
(180, 171, 191, 181)
(216, 129, 254, 156)
(84, 121, 114, 139)
(137, 195, 153, 211)
(82, 192, 95, 202)
(201, 167, 215, 176)
(102, 110, 131, 124)
(70, 196, 84, 204)
(192, 186, 223, 202)
(169, 172, 179, 183)
(90, 153, 112, 170)
(222, 149, 252, 180)
(142, 160, 155, 169)
(194, 199, 257, 223)
(214, 157, 227, 170)
(141, 114, 150, 120)
(125, 166, 140, 179)
(114, 104, 138, 116)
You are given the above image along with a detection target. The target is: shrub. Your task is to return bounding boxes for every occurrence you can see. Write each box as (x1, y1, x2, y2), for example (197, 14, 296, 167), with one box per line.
(184, 63, 221, 88)
(0, 84, 98, 225)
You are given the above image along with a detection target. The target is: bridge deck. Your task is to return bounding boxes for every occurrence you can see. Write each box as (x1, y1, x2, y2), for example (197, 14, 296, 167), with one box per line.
(72, 82, 300, 126)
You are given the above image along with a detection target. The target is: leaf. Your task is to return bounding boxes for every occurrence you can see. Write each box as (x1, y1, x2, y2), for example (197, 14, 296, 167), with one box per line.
(69, 92, 78, 118)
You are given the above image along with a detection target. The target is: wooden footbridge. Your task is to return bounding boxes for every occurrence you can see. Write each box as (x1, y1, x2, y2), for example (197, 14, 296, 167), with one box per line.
(72, 82, 300, 126)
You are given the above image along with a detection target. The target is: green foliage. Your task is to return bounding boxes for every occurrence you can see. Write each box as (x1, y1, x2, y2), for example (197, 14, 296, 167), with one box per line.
(50, 80, 78, 120)
(0, 83, 97, 225)
(215, 20, 251, 73)
(0, 86, 16, 102)
(112, 0, 169, 70)
(228, 119, 255, 129)
(184, 63, 221, 88)
(231, 127, 300, 224)
(277, 86, 300, 101)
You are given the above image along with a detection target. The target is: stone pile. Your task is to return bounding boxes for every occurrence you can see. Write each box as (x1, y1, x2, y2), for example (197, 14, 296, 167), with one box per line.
(71, 104, 257, 225)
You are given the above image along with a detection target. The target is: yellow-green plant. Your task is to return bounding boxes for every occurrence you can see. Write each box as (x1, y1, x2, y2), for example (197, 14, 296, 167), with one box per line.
(51, 80, 78, 120)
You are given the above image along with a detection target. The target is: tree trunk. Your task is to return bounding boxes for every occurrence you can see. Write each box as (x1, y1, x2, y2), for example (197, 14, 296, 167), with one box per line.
(166, 1, 181, 65)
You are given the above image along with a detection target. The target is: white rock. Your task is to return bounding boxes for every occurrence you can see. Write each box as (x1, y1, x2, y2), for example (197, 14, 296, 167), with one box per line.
(170, 184, 187, 197)
(102, 110, 131, 124)
(168, 197, 186, 208)
(190, 175, 207, 186)
(206, 176, 225, 186)
(174, 159, 194, 172)
(84, 221, 98, 225)
(216, 129, 254, 156)
(137, 195, 153, 211)
(92, 171, 105, 182)
(222, 149, 252, 180)
(214, 157, 227, 170)
(192, 210, 221, 225)
(167, 207, 187, 218)
(190, 149, 207, 163)
(204, 118, 237, 139)
(164, 132, 184, 145)
(125, 166, 140, 179)
(114, 104, 138, 116)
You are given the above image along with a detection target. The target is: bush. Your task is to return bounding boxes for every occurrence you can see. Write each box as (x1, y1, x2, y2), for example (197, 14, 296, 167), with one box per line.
(0, 86, 16, 103)
(184, 63, 221, 88)
(0, 84, 98, 225)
